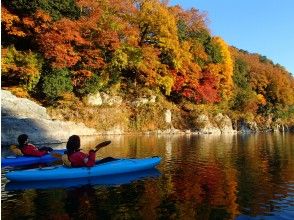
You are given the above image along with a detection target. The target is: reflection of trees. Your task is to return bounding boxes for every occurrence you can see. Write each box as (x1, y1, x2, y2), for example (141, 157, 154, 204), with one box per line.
(66, 182, 147, 219)
(153, 134, 240, 219)
(65, 186, 97, 219)
(2, 133, 293, 219)
(170, 161, 239, 219)
(1, 189, 69, 220)
(1, 190, 37, 219)
(235, 134, 293, 216)
(34, 189, 68, 220)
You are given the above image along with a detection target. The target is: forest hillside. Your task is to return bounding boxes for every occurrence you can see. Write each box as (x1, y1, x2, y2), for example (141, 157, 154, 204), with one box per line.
(2, 0, 294, 132)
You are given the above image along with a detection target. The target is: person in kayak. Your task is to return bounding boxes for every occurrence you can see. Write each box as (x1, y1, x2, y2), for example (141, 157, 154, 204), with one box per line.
(66, 135, 96, 167)
(66, 135, 115, 167)
(17, 134, 53, 156)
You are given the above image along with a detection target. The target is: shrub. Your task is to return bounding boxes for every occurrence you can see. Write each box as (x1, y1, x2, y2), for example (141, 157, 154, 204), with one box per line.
(1, 46, 43, 91)
(75, 74, 103, 96)
(42, 68, 73, 100)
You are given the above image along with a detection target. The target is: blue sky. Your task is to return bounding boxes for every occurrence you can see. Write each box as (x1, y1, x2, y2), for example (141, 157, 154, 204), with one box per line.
(170, 0, 294, 74)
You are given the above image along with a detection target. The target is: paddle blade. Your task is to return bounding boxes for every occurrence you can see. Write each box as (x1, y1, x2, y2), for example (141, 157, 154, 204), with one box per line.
(10, 145, 23, 156)
(95, 140, 111, 150)
(51, 152, 62, 159)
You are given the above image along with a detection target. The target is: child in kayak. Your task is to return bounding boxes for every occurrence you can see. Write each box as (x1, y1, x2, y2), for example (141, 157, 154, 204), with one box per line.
(17, 134, 53, 156)
(65, 135, 115, 167)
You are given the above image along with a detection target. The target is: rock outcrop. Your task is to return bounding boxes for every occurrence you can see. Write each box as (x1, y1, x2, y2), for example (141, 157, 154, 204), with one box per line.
(237, 120, 259, 133)
(194, 114, 221, 134)
(194, 114, 236, 134)
(1, 90, 99, 145)
(214, 113, 236, 133)
(85, 92, 123, 106)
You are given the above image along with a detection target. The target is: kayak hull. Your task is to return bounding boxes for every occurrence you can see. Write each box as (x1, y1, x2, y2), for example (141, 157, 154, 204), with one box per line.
(6, 157, 161, 182)
(6, 168, 161, 190)
(1, 149, 66, 167)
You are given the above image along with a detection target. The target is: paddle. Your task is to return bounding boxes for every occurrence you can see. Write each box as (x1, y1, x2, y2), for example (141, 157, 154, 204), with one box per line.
(51, 140, 112, 159)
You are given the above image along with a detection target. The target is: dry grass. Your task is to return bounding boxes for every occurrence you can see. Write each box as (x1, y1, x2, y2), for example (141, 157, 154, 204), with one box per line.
(48, 100, 131, 132)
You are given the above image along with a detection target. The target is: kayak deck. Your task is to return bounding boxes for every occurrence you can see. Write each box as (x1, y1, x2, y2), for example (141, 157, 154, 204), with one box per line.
(6, 157, 162, 182)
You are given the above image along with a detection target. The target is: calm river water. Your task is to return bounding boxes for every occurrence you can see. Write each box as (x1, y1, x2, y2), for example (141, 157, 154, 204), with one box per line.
(1, 133, 294, 220)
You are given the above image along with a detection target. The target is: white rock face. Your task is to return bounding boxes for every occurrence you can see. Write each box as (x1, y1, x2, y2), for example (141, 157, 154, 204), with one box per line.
(1, 90, 99, 145)
(1, 90, 50, 119)
(164, 109, 172, 124)
(214, 113, 236, 133)
(2, 117, 98, 145)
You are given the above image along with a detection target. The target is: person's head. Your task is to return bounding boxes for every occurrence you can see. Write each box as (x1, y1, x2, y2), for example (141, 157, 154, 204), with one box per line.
(66, 135, 81, 154)
(18, 134, 29, 148)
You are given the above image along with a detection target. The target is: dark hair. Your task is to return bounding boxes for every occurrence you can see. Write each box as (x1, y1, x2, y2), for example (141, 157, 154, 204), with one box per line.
(66, 135, 80, 154)
(18, 134, 28, 148)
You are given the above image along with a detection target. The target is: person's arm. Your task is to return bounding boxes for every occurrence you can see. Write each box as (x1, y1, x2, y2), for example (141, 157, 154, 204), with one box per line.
(83, 150, 96, 167)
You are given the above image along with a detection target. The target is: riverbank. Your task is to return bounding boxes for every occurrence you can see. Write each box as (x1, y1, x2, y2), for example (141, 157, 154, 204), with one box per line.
(1, 89, 293, 146)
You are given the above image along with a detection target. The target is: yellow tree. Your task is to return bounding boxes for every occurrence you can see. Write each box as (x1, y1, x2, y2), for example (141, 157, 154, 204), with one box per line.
(137, 0, 181, 69)
(211, 37, 234, 101)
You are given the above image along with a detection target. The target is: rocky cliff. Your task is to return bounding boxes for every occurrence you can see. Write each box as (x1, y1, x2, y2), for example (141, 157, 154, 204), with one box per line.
(1, 90, 99, 145)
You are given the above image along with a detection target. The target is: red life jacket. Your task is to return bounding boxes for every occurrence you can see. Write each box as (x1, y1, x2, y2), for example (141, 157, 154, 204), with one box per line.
(21, 144, 47, 157)
(68, 151, 96, 167)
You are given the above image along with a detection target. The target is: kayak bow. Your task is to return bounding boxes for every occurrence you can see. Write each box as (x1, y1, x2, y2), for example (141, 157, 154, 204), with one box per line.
(1, 149, 66, 167)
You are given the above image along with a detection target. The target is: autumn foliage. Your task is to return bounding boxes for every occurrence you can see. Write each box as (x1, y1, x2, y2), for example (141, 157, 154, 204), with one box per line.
(1, 0, 294, 120)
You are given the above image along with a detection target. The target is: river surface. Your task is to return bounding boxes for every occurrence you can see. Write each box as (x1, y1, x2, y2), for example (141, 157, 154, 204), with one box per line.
(1, 133, 294, 220)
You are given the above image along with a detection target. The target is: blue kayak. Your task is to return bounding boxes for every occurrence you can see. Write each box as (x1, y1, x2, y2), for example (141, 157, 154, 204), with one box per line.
(1, 149, 66, 167)
(6, 156, 161, 182)
(5, 168, 161, 190)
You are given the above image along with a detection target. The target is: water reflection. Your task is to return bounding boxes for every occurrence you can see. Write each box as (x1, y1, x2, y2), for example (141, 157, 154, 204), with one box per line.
(5, 169, 161, 191)
(2, 133, 294, 219)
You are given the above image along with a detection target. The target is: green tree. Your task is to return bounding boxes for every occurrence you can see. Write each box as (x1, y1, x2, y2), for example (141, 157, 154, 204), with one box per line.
(42, 68, 73, 100)
(2, 0, 81, 20)
(232, 58, 249, 89)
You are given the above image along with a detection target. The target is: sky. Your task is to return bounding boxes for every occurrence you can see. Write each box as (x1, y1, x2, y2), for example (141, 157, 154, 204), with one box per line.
(170, 0, 294, 74)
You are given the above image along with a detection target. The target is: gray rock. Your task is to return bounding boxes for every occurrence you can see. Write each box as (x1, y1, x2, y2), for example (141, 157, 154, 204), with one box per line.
(101, 92, 122, 106)
(131, 95, 157, 107)
(214, 113, 236, 133)
(1, 90, 50, 119)
(194, 114, 221, 134)
(1, 117, 98, 145)
(238, 120, 259, 133)
(149, 95, 157, 103)
(85, 92, 103, 106)
(1, 89, 100, 145)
